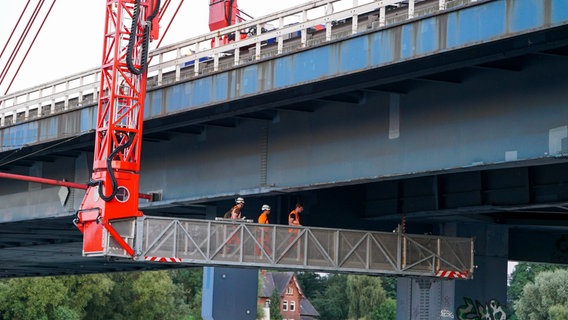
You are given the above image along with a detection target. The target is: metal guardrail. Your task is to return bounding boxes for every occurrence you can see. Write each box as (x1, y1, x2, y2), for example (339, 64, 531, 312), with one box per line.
(0, 0, 471, 127)
(105, 216, 474, 278)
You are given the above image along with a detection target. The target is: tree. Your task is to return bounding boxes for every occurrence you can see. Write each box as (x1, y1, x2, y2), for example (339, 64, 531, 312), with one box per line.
(346, 274, 387, 319)
(62, 273, 114, 320)
(93, 271, 184, 320)
(380, 277, 397, 299)
(169, 268, 203, 319)
(370, 298, 396, 320)
(0, 274, 118, 320)
(508, 262, 568, 319)
(514, 269, 568, 320)
(130, 271, 180, 320)
(0, 270, 204, 320)
(296, 272, 325, 299)
(508, 263, 563, 303)
(269, 288, 283, 320)
(0, 276, 70, 320)
(311, 274, 349, 320)
(548, 305, 568, 320)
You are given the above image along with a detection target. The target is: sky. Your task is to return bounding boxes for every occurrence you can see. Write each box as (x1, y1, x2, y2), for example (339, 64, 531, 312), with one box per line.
(0, 0, 308, 94)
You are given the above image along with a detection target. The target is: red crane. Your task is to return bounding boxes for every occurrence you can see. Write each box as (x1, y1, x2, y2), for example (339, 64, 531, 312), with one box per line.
(74, 0, 161, 257)
(209, 0, 250, 46)
(75, 0, 243, 257)
(0, 0, 244, 258)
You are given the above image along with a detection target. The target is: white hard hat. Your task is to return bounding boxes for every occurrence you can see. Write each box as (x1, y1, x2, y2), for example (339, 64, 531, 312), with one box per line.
(261, 204, 271, 211)
(236, 197, 245, 204)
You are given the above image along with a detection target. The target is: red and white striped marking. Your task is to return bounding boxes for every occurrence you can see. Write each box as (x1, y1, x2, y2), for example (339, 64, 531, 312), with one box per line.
(436, 270, 470, 279)
(144, 256, 183, 263)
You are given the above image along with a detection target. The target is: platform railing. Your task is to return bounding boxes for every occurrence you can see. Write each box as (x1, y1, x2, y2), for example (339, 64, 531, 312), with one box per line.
(0, 0, 475, 128)
(105, 216, 474, 278)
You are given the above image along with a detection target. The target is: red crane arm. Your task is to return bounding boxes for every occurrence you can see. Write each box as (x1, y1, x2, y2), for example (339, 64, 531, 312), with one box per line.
(76, 0, 161, 256)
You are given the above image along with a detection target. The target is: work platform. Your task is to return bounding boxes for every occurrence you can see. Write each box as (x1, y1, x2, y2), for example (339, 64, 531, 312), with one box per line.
(99, 217, 474, 278)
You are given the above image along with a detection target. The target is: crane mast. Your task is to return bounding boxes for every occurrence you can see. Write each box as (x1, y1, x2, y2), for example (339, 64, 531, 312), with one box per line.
(72, 0, 242, 257)
(75, 0, 160, 257)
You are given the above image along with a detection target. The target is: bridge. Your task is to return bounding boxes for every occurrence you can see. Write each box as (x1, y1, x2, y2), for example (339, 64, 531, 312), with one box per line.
(1, 0, 568, 318)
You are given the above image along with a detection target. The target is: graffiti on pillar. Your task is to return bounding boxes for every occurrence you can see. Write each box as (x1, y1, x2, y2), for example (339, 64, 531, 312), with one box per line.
(441, 308, 455, 319)
(456, 297, 507, 320)
(441, 294, 455, 319)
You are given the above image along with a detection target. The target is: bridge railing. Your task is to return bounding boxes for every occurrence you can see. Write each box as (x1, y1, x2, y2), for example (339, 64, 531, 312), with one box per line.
(0, 0, 471, 128)
(105, 216, 474, 278)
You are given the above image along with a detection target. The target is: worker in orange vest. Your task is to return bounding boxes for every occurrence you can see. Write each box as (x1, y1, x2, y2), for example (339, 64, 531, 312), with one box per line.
(288, 203, 304, 260)
(288, 203, 303, 226)
(258, 204, 271, 224)
(257, 204, 272, 256)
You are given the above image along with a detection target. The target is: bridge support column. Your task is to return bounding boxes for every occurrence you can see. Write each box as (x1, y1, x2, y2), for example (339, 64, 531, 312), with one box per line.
(396, 277, 455, 319)
(453, 223, 509, 319)
(396, 223, 509, 319)
(201, 267, 258, 320)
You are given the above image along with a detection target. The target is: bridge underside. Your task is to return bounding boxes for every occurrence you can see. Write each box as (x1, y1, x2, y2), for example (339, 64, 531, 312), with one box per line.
(1, 20, 568, 276)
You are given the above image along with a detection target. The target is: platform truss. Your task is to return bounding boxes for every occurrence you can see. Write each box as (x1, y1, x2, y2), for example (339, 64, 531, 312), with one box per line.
(104, 216, 473, 278)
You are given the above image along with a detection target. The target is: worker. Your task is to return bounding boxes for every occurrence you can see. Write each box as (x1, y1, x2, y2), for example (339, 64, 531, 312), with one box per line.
(256, 204, 272, 256)
(224, 197, 245, 219)
(223, 197, 245, 255)
(258, 204, 271, 224)
(288, 203, 304, 260)
(288, 203, 303, 226)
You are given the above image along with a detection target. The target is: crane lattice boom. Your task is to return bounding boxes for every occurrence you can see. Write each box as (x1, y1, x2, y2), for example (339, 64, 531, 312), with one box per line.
(75, 0, 160, 256)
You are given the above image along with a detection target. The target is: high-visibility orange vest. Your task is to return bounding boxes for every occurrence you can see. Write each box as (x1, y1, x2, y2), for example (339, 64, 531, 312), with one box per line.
(258, 212, 269, 224)
(288, 210, 301, 226)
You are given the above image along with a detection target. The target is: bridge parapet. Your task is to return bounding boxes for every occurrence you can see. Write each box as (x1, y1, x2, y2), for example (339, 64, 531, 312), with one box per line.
(103, 216, 474, 278)
(0, 0, 469, 128)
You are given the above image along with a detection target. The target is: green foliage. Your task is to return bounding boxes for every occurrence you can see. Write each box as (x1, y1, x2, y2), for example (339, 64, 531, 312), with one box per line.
(296, 272, 324, 299)
(269, 288, 283, 320)
(370, 298, 396, 320)
(297, 272, 396, 320)
(257, 271, 265, 320)
(0, 276, 69, 320)
(91, 271, 191, 320)
(256, 302, 265, 320)
(102, 272, 137, 320)
(169, 268, 203, 318)
(64, 273, 114, 319)
(129, 271, 179, 320)
(515, 269, 568, 320)
(52, 306, 81, 320)
(508, 263, 568, 319)
(0, 269, 202, 320)
(0, 268, 398, 320)
(508, 263, 563, 303)
(548, 304, 568, 320)
(114, 271, 184, 320)
(311, 274, 349, 320)
(381, 277, 397, 299)
(346, 274, 387, 319)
